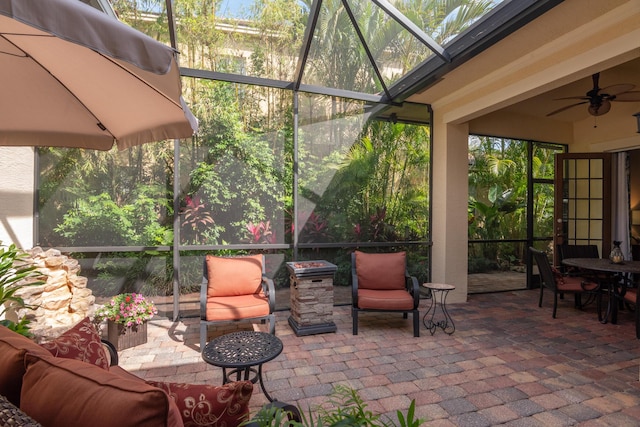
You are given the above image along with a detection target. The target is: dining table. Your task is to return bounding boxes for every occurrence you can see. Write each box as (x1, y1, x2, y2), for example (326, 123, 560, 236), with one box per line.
(561, 257, 640, 324)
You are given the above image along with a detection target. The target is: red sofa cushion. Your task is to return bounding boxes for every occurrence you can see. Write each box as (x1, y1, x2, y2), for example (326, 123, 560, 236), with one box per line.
(21, 353, 183, 427)
(148, 380, 253, 427)
(39, 316, 109, 370)
(0, 326, 50, 407)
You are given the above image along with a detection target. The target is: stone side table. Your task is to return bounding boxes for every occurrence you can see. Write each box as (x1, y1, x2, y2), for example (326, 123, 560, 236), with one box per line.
(286, 261, 337, 336)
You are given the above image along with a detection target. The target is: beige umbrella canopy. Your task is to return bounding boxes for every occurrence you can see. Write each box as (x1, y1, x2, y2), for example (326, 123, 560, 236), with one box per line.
(0, 0, 198, 150)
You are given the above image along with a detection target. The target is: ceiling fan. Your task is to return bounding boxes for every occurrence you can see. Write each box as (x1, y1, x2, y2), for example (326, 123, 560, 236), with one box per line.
(547, 72, 640, 117)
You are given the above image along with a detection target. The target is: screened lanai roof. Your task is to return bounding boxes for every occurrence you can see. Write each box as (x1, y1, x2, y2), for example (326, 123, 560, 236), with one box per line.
(102, 0, 563, 123)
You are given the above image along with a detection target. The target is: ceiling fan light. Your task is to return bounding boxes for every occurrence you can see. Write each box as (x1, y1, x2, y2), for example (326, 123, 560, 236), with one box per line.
(589, 100, 611, 116)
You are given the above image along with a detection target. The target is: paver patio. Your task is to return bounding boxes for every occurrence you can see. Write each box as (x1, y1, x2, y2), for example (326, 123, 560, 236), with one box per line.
(115, 289, 640, 426)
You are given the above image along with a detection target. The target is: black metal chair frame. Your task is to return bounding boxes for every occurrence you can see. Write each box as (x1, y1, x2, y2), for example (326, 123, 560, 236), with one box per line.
(350, 252, 420, 337)
(200, 255, 276, 350)
(530, 247, 598, 319)
(556, 243, 604, 316)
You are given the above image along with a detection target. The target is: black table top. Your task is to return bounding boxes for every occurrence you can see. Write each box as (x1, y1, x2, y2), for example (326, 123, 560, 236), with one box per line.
(562, 258, 640, 274)
(202, 331, 283, 368)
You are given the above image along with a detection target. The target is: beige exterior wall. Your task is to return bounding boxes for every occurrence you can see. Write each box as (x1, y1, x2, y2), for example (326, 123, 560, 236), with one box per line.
(419, 0, 640, 303)
(431, 116, 469, 303)
(0, 147, 35, 249)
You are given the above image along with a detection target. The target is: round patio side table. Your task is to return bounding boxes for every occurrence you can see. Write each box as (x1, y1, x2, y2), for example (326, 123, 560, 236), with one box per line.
(202, 331, 283, 402)
(422, 283, 456, 335)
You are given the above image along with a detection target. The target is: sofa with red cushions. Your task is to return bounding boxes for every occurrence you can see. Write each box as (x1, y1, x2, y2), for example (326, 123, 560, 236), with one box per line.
(0, 318, 256, 427)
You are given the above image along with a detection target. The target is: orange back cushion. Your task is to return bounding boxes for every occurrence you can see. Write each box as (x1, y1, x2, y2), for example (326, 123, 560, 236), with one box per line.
(355, 251, 406, 290)
(206, 254, 263, 297)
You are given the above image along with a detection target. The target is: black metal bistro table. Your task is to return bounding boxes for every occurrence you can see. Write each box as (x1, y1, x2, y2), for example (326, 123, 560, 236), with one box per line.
(562, 258, 640, 324)
(422, 283, 456, 335)
(202, 331, 283, 402)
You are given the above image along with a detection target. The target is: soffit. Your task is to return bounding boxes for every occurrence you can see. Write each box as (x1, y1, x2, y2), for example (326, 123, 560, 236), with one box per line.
(407, 0, 637, 124)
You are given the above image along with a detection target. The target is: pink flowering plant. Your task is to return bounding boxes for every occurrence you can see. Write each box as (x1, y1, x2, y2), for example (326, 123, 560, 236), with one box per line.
(95, 293, 157, 327)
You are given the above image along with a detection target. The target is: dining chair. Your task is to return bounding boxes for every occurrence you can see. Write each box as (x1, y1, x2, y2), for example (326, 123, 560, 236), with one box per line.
(556, 243, 605, 315)
(530, 247, 599, 318)
(200, 254, 275, 350)
(351, 251, 420, 337)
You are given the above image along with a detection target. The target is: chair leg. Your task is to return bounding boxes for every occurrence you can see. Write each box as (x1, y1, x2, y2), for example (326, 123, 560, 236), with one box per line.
(413, 310, 420, 337)
(200, 323, 207, 352)
(636, 303, 640, 339)
(268, 314, 276, 335)
(352, 308, 358, 335)
(552, 293, 558, 319)
(539, 287, 544, 308)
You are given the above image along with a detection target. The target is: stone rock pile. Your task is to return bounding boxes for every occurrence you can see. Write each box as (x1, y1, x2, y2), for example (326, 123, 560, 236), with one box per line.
(10, 247, 96, 342)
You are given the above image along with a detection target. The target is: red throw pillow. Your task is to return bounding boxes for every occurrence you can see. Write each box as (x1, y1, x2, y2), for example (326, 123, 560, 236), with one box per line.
(40, 317, 109, 370)
(147, 380, 253, 427)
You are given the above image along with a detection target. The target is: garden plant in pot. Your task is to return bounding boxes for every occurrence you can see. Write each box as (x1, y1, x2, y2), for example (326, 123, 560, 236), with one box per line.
(94, 292, 157, 350)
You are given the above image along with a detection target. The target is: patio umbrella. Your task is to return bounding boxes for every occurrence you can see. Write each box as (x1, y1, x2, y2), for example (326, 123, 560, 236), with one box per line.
(0, 0, 198, 150)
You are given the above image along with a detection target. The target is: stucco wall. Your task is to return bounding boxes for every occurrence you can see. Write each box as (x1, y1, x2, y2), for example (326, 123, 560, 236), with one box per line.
(0, 147, 34, 249)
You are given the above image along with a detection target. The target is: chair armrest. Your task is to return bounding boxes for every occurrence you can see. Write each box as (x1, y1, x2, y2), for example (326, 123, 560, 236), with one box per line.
(405, 271, 420, 308)
(262, 276, 275, 312)
(101, 339, 119, 366)
(351, 253, 358, 307)
(200, 276, 208, 320)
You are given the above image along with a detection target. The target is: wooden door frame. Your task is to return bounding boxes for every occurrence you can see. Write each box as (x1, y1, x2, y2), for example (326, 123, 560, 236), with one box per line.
(554, 152, 612, 265)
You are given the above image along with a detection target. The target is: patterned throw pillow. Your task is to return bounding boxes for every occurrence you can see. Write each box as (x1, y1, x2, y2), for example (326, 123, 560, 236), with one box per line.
(40, 317, 109, 370)
(147, 380, 253, 427)
(550, 266, 565, 285)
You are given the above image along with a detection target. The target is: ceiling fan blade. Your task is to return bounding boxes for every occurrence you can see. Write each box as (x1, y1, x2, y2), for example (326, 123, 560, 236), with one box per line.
(546, 101, 588, 117)
(553, 96, 590, 101)
(601, 84, 635, 96)
(612, 91, 640, 101)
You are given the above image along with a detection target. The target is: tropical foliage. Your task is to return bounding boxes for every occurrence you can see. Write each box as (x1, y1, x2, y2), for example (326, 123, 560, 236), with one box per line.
(246, 384, 424, 427)
(36, 0, 503, 296)
(468, 136, 563, 272)
(0, 243, 43, 337)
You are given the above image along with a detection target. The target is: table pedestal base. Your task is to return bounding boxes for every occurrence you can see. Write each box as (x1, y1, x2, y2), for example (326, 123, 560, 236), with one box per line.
(422, 283, 456, 335)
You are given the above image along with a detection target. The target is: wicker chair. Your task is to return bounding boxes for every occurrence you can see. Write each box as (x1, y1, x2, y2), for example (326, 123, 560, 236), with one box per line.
(0, 394, 42, 427)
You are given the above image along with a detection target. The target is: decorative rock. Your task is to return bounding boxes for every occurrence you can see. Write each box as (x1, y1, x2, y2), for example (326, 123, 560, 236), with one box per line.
(8, 247, 98, 342)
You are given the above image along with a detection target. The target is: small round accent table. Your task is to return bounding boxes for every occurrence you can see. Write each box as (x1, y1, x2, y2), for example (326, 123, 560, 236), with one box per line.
(422, 283, 456, 335)
(202, 331, 283, 402)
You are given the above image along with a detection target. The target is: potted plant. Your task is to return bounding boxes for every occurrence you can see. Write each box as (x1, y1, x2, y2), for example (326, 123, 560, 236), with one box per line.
(94, 292, 157, 350)
(0, 243, 42, 337)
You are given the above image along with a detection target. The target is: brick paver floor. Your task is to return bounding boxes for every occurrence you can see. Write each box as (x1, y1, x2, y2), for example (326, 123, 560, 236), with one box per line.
(116, 289, 640, 426)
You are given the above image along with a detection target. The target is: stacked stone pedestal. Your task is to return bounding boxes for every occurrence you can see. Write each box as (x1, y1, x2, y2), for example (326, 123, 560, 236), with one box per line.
(286, 261, 337, 336)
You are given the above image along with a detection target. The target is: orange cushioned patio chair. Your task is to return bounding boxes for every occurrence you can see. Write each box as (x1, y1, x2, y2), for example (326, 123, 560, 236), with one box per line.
(351, 250, 420, 337)
(200, 254, 275, 350)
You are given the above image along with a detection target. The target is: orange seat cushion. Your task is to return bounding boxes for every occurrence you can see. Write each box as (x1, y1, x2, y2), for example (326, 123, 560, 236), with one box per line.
(357, 289, 414, 310)
(206, 294, 270, 321)
(206, 254, 263, 297)
(623, 288, 637, 304)
(557, 275, 597, 292)
(355, 251, 406, 290)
